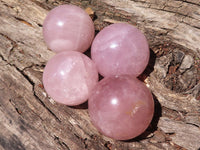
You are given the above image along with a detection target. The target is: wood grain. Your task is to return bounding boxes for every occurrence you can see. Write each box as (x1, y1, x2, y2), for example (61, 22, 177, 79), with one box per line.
(0, 0, 199, 149)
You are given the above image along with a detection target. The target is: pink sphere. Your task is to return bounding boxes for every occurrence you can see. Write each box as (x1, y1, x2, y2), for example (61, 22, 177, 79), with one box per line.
(88, 76, 154, 140)
(43, 51, 98, 106)
(91, 23, 149, 77)
(43, 5, 95, 53)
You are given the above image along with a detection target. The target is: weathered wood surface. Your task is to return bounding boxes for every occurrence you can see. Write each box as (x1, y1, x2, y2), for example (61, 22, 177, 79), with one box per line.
(0, 0, 200, 150)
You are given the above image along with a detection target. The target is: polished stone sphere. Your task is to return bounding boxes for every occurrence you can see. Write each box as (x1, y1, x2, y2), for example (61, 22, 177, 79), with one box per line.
(43, 51, 98, 106)
(43, 5, 95, 53)
(89, 75, 154, 140)
(91, 23, 149, 77)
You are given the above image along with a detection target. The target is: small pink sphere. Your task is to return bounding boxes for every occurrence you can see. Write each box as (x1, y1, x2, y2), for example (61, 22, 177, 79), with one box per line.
(43, 5, 95, 53)
(91, 23, 149, 77)
(88, 76, 154, 140)
(43, 51, 98, 106)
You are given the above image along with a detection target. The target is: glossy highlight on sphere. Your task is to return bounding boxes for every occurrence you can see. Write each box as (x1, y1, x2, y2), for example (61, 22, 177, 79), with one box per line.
(89, 76, 154, 140)
(43, 51, 98, 106)
(91, 23, 149, 77)
(43, 5, 95, 53)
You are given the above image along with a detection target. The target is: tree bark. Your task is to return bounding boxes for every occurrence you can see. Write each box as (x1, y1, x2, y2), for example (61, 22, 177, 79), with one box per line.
(0, 0, 199, 150)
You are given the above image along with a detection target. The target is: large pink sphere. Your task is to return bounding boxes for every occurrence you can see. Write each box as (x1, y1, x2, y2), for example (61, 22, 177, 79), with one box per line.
(91, 23, 149, 77)
(89, 76, 154, 140)
(43, 5, 95, 53)
(43, 51, 98, 106)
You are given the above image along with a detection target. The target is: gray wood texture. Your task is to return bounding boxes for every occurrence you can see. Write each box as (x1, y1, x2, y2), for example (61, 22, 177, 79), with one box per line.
(0, 0, 199, 149)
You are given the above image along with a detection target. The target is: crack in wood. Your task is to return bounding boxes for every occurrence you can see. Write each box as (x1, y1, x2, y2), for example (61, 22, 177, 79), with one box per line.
(139, 5, 196, 20)
(14, 17, 33, 27)
(131, 0, 200, 7)
(175, 0, 200, 7)
(33, 91, 61, 123)
(0, 33, 18, 58)
(0, 53, 61, 124)
(54, 136, 70, 150)
(0, 0, 199, 149)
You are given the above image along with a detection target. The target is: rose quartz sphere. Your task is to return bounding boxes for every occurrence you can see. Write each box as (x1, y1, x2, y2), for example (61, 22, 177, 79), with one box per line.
(43, 51, 98, 106)
(91, 23, 149, 77)
(89, 76, 154, 140)
(43, 5, 95, 53)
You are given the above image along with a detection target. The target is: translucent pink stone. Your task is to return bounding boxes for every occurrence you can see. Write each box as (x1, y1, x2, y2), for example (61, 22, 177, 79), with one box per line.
(91, 23, 149, 77)
(43, 51, 98, 106)
(88, 76, 154, 140)
(43, 5, 95, 53)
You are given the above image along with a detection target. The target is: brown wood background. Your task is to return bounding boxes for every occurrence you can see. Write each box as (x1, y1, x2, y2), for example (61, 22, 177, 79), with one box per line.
(0, 0, 200, 150)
